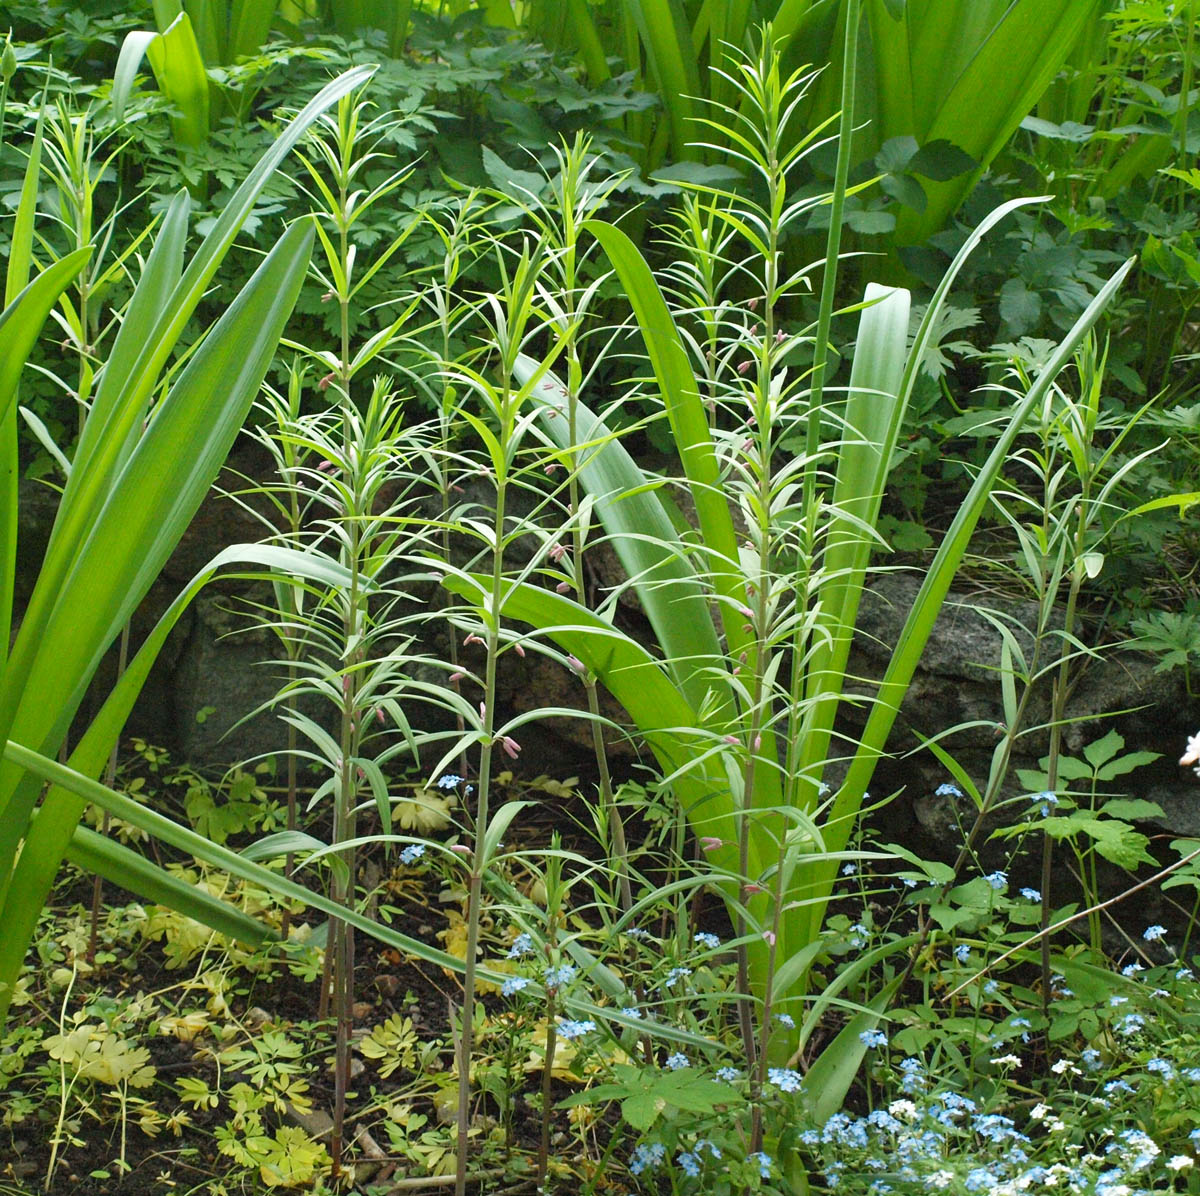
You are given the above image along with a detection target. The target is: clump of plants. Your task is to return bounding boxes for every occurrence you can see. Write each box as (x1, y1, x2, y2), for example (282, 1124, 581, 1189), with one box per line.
(6, 6, 1200, 1196)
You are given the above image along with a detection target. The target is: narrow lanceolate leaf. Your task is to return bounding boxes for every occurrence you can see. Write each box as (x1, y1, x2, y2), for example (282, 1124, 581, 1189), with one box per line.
(890, 0, 1104, 243)
(797, 284, 909, 786)
(582, 220, 752, 669)
(440, 574, 748, 871)
(6, 66, 373, 744)
(145, 12, 211, 146)
(0, 249, 92, 666)
(0, 220, 315, 914)
(624, 0, 703, 162)
(228, 0, 281, 61)
(0, 741, 473, 1028)
(511, 355, 725, 721)
(0, 544, 362, 1007)
(790, 256, 1134, 951)
(64, 823, 277, 947)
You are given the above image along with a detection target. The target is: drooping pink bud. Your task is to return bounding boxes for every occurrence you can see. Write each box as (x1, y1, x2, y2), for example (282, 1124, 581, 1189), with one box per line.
(556, 580, 571, 593)
(449, 672, 464, 684)
(501, 736, 521, 759)
(549, 543, 567, 562)
(545, 463, 560, 475)
(513, 642, 525, 657)
(744, 883, 765, 895)
(464, 634, 484, 647)
(700, 836, 723, 852)
(723, 735, 739, 745)
(567, 655, 585, 673)
(762, 930, 776, 946)
(753, 735, 762, 752)
(450, 844, 472, 857)
(738, 359, 753, 375)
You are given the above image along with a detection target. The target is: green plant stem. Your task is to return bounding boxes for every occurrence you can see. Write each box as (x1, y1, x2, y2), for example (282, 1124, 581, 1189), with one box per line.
(455, 461, 506, 1196)
(802, 0, 858, 510)
(330, 159, 363, 1182)
(86, 621, 130, 966)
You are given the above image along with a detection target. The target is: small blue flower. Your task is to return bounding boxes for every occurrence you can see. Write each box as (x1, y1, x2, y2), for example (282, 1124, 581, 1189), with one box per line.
(716, 1066, 740, 1083)
(436, 773, 464, 790)
(859, 1028, 887, 1048)
(677, 1151, 700, 1177)
(665, 1053, 690, 1070)
(501, 976, 529, 997)
(1033, 790, 1058, 817)
(1020, 887, 1041, 902)
(1081, 1048, 1101, 1070)
(767, 1067, 803, 1092)
(544, 963, 576, 988)
(629, 1142, 665, 1175)
(842, 862, 856, 876)
(775, 1012, 795, 1028)
(507, 933, 534, 959)
(1144, 924, 1168, 942)
(695, 1140, 722, 1160)
(935, 782, 963, 798)
(749, 1152, 772, 1179)
(557, 1019, 595, 1040)
(984, 871, 1007, 891)
(399, 843, 426, 865)
(625, 927, 653, 941)
(662, 966, 692, 989)
(955, 944, 971, 963)
(1121, 962, 1143, 978)
(693, 932, 721, 950)
(619, 1006, 643, 1020)
(1147, 1057, 1176, 1080)
(1115, 1012, 1145, 1036)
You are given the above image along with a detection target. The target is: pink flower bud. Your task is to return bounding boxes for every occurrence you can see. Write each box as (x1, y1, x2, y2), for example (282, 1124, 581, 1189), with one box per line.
(700, 836, 723, 852)
(568, 655, 585, 673)
(744, 883, 765, 896)
(513, 642, 525, 657)
(545, 463, 560, 475)
(556, 580, 571, 593)
(449, 672, 464, 684)
(723, 735, 739, 745)
(501, 736, 521, 759)
(450, 844, 472, 857)
(753, 735, 762, 752)
(738, 359, 753, 375)
(464, 634, 484, 647)
(747, 296, 759, 312)
(549, 543, 567, 562)
(762, 930, 776, 946)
